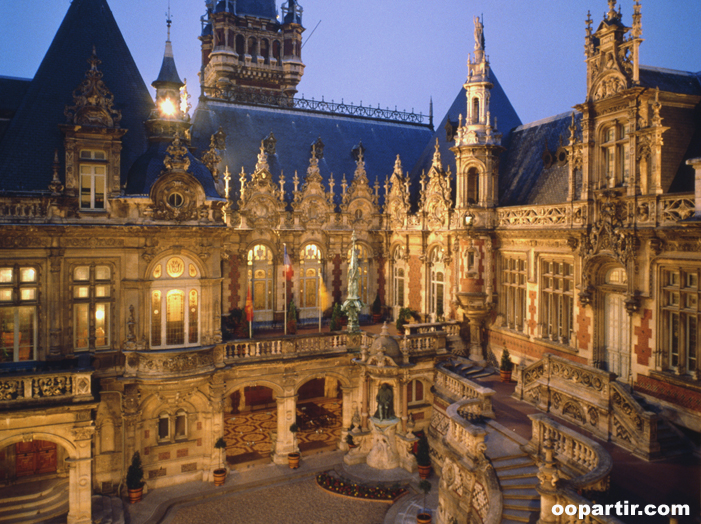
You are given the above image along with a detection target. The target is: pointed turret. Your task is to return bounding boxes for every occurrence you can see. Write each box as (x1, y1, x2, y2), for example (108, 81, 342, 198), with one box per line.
(145, 11, 191, 143)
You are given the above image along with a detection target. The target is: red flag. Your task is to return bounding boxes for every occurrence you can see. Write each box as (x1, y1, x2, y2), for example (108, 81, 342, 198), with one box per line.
(283, 244, 293, 280)
(245, 284, 253, 322)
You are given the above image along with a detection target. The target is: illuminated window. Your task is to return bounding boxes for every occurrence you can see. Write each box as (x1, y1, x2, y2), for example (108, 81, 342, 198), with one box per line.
(247, 245, 273, 317)
(151, 256, 201, 348)
(0, 266, 38, 362)
(300, 244, 322, 310)
(79, 150, 107, 210)
(429, 247, 445, 319)
(392, 246, 406, 308)
(72, 264, 111, 351)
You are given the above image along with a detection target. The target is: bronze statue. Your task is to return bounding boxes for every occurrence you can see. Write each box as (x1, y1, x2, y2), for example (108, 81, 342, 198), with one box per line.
(373, 383, 395, 421)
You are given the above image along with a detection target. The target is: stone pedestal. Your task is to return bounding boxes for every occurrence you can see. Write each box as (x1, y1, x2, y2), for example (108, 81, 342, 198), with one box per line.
(344, 417, 417, 473)
(456, 291, 490, 363)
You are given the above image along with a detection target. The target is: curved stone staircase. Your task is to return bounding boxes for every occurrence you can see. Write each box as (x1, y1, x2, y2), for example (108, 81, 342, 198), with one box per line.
(492, 453, 540, 524)
(0, 478, 68, 524)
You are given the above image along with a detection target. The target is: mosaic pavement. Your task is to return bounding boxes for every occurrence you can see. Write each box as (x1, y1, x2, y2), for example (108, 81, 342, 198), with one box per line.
(224, 398, 342, 466)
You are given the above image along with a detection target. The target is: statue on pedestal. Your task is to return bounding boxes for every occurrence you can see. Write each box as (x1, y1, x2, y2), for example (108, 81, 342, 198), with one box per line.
(342, 231, 363, 333)
(373, 383, 395, 421)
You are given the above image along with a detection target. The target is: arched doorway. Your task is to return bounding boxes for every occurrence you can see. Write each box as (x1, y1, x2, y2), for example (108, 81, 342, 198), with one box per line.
(224, 385, 278, 467)
(0, 439, 70, 521)
(295, 377, 342, 453)
(600, 267, 631, 381)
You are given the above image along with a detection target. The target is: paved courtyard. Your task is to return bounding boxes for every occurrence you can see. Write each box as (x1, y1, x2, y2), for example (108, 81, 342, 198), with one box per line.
(164, 476, 390, 524)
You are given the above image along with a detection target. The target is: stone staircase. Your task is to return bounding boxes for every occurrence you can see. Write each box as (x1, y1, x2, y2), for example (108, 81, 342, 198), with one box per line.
(441, 356, 495, 380)
(91, 494, 125, 524)
(633, 393, 695, 459)
(0, 478, 68, 524)
(492, 453, 540, 524)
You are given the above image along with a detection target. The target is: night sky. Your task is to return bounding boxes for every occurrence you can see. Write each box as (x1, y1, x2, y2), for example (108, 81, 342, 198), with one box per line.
(1, 0, 700, 126)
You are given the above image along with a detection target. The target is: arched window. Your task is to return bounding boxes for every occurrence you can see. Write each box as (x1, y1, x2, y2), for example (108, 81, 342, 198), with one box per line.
(392, 246, 406, 309)
(248, 37, 258, 60)
(429, 247, 445, 319)
(175, 409, 188, 440)
(247, 244, 273, 322)
(236, 34, 245, 60)
(406, 379, 424, 405)
(158, 412, 170, 441)
(260, 38, 270, 64)
(472, 97, 480, 124)
(467, 167, 480, 205)
(150, 255, 201, 348)
(299, 244, 322, 312)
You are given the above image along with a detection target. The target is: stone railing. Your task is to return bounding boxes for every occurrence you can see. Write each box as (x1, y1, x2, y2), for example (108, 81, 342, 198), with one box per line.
(0, 370, 93, 406)
(497, 202, 588, 228)
(514, 354, 660, 460)
(435, 365, 495, 417)
(124, 347, 216, 378)
(658, 194, 695, 224)
(445, 401, 488, 463)
(0, 199, 49, 221)
(525, 414, 611, 491)
(526, 415, 625, 524)
(224, 332, 349, 362)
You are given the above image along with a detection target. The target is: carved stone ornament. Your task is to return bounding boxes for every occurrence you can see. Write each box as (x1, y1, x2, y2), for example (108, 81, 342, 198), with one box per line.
(163, 135, 191, 172)
(200, 136, 222, 180)
(64, 47, 122, 128)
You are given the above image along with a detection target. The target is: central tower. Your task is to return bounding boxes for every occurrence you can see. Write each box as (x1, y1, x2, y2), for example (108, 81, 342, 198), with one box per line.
(199, 0, 305, 99)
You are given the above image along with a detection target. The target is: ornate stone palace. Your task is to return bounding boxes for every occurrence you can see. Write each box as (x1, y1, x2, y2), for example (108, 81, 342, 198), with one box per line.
(0, 0, 699, 523)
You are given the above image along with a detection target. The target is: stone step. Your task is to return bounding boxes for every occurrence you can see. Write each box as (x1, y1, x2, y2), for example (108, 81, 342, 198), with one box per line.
(0, 478, 67, 507)
(499, 478, 539, 489)
(0, 484, 68, 524)
(491, 453, 530, 463)
(504, 498, 540, 511)
(500, 487, 540, 499)
(493, 459, 536, 471)
(502, 507, 537, 523)
(495, 467, 539, 480)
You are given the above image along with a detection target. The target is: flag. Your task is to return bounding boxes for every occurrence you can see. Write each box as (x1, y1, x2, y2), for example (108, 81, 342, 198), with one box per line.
(319, 276, 329, 312)
(245, 284, 253, 322)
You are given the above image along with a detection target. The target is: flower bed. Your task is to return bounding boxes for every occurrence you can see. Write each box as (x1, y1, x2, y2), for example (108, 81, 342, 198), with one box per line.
(316, 472, 406, 502)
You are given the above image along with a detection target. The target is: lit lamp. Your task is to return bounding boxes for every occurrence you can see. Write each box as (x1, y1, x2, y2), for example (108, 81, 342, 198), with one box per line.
(159, 97, 177, 117)
(464, 211, 475, 229)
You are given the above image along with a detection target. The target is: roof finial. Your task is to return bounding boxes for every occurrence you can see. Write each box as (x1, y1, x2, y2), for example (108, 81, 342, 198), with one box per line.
(166, 1, 172, 42)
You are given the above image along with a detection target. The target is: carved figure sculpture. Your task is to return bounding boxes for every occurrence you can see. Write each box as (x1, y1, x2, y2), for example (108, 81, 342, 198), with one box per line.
(373, 383, 395, 421)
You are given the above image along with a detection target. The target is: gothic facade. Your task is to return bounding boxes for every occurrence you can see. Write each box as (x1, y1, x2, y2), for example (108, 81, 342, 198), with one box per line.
(0, 1, 699, 522)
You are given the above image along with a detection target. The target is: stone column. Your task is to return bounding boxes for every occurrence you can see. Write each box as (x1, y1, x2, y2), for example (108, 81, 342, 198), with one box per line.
(360, 370, 369, 431)
(398, 378, 408, 433)
(686, 158, 701, 217)
(272, 393, 297, 465)
(340, 385, 353, 451)
(67, 426, 94, 524)
(535, 439, 560, 524)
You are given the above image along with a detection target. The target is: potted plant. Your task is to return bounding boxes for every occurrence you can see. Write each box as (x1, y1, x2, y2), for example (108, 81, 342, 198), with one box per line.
(126, 451, 144, 504)
(396, 307, 415, 333)
(213, 437, 227, 486)
(371, 292, 383, 323)
(287, 299, 298, 335)
(500, 349, 514, 382)
(416, 479, 432, 524)
(288, 423, 300, 468)
(415, 434, 431, 480)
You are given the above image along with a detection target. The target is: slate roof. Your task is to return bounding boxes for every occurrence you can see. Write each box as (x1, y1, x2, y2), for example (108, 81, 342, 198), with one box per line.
(0, 76, 30, 142)
(215, 0, 278, 20)
(125, 140, 221, 199)
(408, 69, 522, 205)
(499, 112, 581, 207)
(0, 0, 154, 193)
(190, 100, 434, 209)
(639, 66, 701, 97)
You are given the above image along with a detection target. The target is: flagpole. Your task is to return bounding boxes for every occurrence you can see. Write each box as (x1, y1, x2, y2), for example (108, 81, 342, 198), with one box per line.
(284, 243, 287, 335)
(318, 270, 322, 333)
(248, 280, 252, 340)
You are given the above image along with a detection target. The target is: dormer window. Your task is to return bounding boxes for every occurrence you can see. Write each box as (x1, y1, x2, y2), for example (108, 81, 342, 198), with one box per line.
(602, 124, 630, 188)
(79, 149, 107, 210)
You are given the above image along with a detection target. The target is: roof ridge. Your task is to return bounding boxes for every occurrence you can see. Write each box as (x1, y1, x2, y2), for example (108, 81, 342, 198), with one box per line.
(639, 65, 698, 77)
(513, 111, 575, 132)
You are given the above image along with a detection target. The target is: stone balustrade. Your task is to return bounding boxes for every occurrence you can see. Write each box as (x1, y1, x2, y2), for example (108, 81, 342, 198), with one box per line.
(0, 199, 48, 221)
(224, 332, 348, 361)
(445, 400, 488, 462)
(526, 413, 611, 491)
(497, 202, 587, 228)
(435, 365, 495, 417)
(515, 354, 660, 459)
(0, 370, 93, 406)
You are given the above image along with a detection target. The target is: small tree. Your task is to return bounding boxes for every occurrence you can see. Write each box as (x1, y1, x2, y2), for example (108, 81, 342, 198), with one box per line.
(289, 422, 299, 434)
(500, 349, 514, 372)
(287, 299, 298, 334)
(415, 434, 431, 467)
(396, 307, 415, 333)
(418, 479, 432, 514)
(214, 437, 227, 471)
(126, 451, 144, 490)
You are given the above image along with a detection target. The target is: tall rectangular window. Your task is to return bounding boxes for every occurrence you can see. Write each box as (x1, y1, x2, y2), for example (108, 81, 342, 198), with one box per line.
(79, 150, 107, 210)
(72, 264, 111, 350)
(0, 266, 38, 362)
(661, 268, 700, 375)
(541, 261, 574, 345)
(501, 256, 527, 332)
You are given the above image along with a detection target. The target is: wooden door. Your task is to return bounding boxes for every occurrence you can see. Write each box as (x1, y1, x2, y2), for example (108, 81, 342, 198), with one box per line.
(15, 440, 57, 477)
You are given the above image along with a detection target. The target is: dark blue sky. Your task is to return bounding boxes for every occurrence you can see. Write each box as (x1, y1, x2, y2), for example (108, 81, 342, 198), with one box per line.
(2, 1, 700, 126)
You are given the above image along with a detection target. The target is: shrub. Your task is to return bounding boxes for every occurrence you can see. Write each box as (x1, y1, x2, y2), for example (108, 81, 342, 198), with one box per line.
(126, 452, 144, 490)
